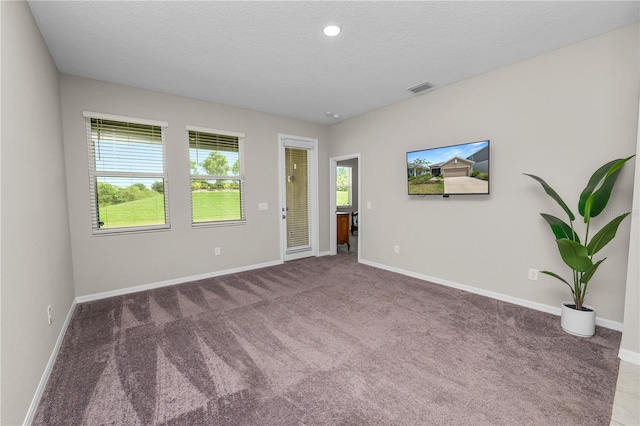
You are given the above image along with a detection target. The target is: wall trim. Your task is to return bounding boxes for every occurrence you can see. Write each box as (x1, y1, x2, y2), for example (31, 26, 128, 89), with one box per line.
(23, 298, 77, 426)
(76, 260, 283, 303)
(618, 349, 640, 365)
(359, 259, 624, 332)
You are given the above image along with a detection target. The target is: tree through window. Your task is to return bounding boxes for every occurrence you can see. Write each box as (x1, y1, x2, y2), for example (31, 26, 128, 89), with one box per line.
(336, 166, 352, 207)
(188, 126, 246, 226)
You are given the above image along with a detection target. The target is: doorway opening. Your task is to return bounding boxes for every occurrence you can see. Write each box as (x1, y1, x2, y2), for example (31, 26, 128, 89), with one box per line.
(329, 154, 361, 260)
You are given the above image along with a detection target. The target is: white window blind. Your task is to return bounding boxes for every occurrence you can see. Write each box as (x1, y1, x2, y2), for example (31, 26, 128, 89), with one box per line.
(188, 126, 245, 226)
(284, 146, 312, 252)
(86, 113, 170, 234)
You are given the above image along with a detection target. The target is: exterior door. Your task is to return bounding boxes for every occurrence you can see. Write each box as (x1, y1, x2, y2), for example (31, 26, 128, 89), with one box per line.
(280, 135, 317, 261)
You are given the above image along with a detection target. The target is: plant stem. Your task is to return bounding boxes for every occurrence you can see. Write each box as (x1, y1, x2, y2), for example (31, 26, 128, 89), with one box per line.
(584, 221, 590, 249)
(578, 222, 591, 311)
(576, 272, 583, 310)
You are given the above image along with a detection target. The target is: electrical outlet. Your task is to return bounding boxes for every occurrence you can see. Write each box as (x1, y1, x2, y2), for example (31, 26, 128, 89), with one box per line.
(367, 201, 372, 209)
(47, 305, 52, 325)
(394, 245, 400, 254)
(528, 268, 539, 281)
(215, 247, 221, 256)
(258, 202, 268, 211)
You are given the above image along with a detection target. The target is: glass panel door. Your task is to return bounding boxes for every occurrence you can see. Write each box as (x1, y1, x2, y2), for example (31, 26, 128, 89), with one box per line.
(280, 136, 316, 261)
(285, 147, 311, 253)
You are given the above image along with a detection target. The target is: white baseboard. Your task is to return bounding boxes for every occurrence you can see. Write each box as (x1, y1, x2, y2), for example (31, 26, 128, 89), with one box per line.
(23, 298, 77, 426)
(76, 260, 284, 303)
(618, 348, 640, 365)
(596, 317, 624, 332)
(359, 259, 624, 332)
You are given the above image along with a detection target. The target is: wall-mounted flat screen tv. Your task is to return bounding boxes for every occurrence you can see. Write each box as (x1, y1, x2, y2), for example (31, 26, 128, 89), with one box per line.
(407, 140, 490, 196)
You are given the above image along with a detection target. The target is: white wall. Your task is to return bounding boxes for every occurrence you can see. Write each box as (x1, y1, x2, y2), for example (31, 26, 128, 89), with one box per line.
(620, 103, 640, 355)
(329, 24, 639, 324)
(0, 2, 76, 424)
(59, 76, 329, 297)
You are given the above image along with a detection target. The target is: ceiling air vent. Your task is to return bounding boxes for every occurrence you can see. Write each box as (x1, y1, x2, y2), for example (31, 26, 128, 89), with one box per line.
(407, 81, 434, 94)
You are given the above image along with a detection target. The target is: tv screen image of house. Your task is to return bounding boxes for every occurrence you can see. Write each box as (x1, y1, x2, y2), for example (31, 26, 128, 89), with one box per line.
(407, 140, 490, 195)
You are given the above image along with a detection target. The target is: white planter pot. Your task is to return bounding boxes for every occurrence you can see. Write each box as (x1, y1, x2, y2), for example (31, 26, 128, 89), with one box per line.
(561, 302, 596, 337)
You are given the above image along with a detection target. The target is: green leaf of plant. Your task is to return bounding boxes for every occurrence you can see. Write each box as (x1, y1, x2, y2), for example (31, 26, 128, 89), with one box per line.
(586, 212, 631, 255)
(556, 239, 593, 272)
(579, 159, 618, 219)
(540, 213, 580, 242)
(523, 174, 575, 221)
(540, 270, 575, 294)
(540, 270, 571, 286)
(583, 168, 622, 223)
(580, 258, 606, 285)
(579, 155, 635, 221)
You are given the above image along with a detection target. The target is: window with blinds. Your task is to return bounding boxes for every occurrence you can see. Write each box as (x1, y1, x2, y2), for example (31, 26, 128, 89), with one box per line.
(188, 126, 245, 226)
(85, 112, 170, 234)
(336, 166, 352, 207)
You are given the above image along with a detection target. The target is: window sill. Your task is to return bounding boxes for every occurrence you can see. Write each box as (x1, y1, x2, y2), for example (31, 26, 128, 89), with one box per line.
(92, 224, 171, 236)
(192, 220, 246, 229)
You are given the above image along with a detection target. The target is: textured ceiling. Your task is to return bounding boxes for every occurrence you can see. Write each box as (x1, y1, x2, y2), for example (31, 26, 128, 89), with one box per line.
(28, 1, 639, 125)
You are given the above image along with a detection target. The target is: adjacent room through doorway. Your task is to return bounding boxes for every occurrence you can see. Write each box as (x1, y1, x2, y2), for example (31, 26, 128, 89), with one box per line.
(331, 154, 360, 258)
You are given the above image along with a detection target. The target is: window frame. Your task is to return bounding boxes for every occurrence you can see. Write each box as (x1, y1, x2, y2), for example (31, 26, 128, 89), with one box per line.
(187, 125, 246, 228)
(84, 111, 170, 235)
(336, 165, 353, 208)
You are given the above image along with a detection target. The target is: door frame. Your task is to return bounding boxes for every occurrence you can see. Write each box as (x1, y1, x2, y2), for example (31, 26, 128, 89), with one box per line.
(329, 153, 361, 258)
(278, 134, 319, 262)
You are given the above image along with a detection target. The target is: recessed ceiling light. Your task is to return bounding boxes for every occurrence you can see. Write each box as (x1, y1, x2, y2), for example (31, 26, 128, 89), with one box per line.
(323, 25, 341, 37)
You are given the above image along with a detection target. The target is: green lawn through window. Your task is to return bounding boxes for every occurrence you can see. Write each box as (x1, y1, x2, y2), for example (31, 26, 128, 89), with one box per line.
(98, 193, 166, 228)
(336, 190, 349, 206)
(191, 190, 241, 222)
(98, 190, 241, 228)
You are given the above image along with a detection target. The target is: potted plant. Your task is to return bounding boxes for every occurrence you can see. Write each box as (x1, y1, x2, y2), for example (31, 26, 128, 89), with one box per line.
(524, 155, 635, 337)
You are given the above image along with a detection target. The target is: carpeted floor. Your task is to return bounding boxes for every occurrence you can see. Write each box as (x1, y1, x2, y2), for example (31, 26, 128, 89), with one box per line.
(34, 254, 621, 425)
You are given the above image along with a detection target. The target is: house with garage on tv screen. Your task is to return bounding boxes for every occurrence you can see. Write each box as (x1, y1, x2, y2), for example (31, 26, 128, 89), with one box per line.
(430, 144, 488, 177)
